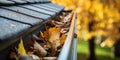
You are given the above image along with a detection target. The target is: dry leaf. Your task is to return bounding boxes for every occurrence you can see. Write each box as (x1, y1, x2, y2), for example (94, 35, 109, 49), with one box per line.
(43, 29, 49, 41)
(60, 34, 67, 45)
(44, 44, 51, 50)
(40, 31, 44, 38)
(9, 51, 19, 60)
(31, 55, 40, 60)
(60, 28, 69, 33)
(18, 38, 26, 55)
(34, 40, 47, 57)
(48, 27, 61, 43)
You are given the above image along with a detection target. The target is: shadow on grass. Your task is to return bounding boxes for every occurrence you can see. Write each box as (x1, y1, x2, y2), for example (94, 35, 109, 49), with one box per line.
(77, 41, 120, 60)
(77, 53, 120, 60)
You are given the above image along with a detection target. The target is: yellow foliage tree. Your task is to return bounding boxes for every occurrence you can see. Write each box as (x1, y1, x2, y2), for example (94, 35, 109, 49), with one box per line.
(51, 0, 120, 47)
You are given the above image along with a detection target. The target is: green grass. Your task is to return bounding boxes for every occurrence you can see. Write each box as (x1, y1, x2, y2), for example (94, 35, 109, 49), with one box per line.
(77, 41, 120, 60)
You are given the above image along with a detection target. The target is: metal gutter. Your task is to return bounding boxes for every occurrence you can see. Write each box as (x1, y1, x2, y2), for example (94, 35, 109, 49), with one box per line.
(58, 12, 77, 60)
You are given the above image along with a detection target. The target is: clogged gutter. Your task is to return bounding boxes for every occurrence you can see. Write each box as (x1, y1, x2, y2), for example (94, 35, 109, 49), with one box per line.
(9, 11, 72, 60)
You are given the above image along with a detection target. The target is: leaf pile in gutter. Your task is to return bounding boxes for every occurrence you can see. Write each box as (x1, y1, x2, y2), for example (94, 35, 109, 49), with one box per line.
(9, 12, 72, 60)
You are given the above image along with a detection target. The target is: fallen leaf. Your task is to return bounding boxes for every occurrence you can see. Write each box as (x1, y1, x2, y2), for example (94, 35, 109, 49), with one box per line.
(48, 27, 61, 43)
(34, 40, 47, 57)
(43, 29, 49, 41)
(60, 34, 67, 45)
(18, 38, 26, 55)
(40, 31, 44, 38)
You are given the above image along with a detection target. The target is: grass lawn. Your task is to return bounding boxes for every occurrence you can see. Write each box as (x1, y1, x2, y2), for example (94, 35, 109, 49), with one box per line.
(77, 40, 120, 60)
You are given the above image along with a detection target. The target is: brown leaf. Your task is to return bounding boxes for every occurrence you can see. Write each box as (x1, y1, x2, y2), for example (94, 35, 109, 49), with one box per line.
(34, 40, 47, 57)
(60, 34, 67, 45)
(48, 27, 61, 43)
(43, 42, 51, 50)
(43, 29, 49, 41)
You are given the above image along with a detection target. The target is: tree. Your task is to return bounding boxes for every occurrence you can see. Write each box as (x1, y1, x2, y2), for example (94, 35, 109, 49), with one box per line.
(51, 0, 120, 59)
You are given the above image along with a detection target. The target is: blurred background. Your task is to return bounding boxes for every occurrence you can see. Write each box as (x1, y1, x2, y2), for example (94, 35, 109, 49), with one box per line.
(51, 0, 120, 60)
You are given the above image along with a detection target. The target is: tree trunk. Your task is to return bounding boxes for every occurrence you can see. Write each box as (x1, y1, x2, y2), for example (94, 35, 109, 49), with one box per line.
(87, 19, 96, 60)
(112, 40, 120, 58)
(112, 28, 120, 58)
(88, 37, 96, 60)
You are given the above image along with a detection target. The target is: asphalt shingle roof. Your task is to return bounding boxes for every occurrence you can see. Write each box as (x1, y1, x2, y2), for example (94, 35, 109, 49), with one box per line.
(0, 0, 64, 54)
